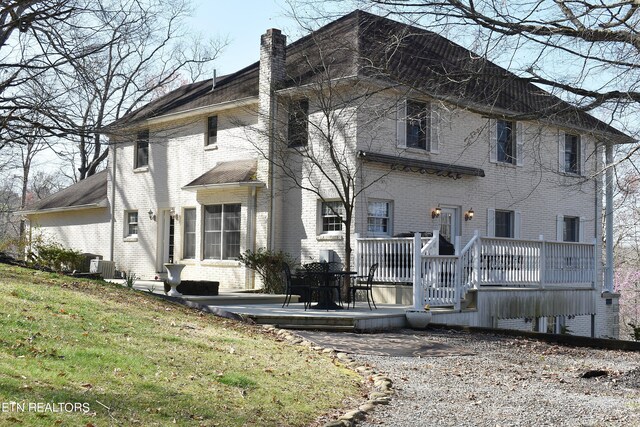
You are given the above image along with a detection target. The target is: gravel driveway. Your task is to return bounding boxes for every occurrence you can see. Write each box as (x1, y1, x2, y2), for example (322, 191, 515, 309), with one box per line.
(319, 330, 639, 426)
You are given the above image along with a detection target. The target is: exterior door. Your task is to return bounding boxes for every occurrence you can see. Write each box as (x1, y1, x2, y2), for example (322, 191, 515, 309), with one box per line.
(157, 210, 176, 272)
(439, 207, 459, 244)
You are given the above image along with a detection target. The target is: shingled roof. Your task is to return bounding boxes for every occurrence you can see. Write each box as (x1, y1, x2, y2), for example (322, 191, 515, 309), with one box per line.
(110, 10, 631, 141)
(22, 170, 108, 214)
(183, 159, 261, 190)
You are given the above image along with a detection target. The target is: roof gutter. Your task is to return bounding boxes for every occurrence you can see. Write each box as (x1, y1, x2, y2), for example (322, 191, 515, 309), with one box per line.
(181, 181, 265, 192)
(20, 201, 108, 216)
(105, 97, 258, 133)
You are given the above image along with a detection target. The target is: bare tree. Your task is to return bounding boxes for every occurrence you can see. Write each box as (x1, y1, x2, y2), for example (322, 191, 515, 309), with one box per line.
(48, 0, 225, 180)
(1, 0, 225, 180)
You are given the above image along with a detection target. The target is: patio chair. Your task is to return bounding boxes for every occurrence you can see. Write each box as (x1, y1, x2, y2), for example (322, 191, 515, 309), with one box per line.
(348, 263, 378, 310)
(281, 263, 294, 308)
(282, 263, 312, 308)
(303, 262, 343, 310)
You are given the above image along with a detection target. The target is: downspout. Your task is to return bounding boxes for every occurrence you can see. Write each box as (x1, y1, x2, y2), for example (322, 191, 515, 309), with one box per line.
(604, 141, 614, 293)
(109, 144, 117, 261)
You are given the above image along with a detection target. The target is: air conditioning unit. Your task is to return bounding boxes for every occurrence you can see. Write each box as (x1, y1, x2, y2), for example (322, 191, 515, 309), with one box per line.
(90, 259, 116, 279)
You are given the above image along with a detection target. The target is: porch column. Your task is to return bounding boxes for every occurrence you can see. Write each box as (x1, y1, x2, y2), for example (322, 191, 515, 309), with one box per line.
(604, 141, 614, 293)
(413, 232, 423, 310)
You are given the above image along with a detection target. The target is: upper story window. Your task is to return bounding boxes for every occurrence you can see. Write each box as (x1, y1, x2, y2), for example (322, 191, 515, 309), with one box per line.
(203, 204, 241, 260)
(496, 120, 514, 164)
(406, 100, 430, 150)
(126, 211, 138, 236)
(207, 115, 218, 146)
(489, 119, 522, 166)
(321, 201, 343, 233)
(135, 130, 149, 169)
(288, 99, 309, 147)
(562, 133, 581, 175)
(367, 201, 391, 235)
(183, 208, 196, 259)
(397, 99, 439, 152)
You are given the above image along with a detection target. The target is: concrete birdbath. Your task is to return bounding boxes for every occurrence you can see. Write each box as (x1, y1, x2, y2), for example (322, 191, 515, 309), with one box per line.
(164, 263, 186, 297)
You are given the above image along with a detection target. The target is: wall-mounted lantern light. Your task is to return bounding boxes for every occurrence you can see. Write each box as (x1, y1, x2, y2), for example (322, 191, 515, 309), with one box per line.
(465, 208, 474, 221)
(148, 209, 155, 221)
(169, 208, 179, 220)
(431, 206, 441, 219)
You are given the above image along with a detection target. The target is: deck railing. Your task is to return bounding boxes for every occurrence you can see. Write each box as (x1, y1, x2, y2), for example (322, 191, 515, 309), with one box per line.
(356, 232, 597, 308)
(356, 236, 431, 282)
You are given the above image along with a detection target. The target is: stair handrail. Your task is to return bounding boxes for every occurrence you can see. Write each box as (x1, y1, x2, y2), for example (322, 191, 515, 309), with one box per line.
(421, 230, 439, 255)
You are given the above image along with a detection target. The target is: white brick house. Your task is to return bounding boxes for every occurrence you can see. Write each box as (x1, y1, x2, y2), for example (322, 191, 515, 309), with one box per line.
(23, 11, 631, 337)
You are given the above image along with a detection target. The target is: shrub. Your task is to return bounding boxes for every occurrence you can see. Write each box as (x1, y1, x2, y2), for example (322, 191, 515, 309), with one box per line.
(32, 241, 84, 273)
(238, 248, 296, 294)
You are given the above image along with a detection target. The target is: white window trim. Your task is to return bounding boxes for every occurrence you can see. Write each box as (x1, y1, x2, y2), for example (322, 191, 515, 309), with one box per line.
(202, 203, 242, 260)
(206, 115, 218, 147)
(396, 99, 440, 153)
(487, 208, 521, 238)
(558, 131, 584, 176)
(318, 200, 344, 235)
(489, 119, 523, 166)
(134, 130, 149, 169)
(367, 199, 393, 236)
(182, 207, 197, 260)
(124, 210, 139, 241)
(556, 214, 585, 242)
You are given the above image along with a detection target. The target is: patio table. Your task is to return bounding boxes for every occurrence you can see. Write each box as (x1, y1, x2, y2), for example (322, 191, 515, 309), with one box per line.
(302, 270, 356, 310)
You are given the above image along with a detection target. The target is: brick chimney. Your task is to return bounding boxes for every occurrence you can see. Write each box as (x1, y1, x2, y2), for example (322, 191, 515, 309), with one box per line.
(259, 28, 286, 93)
(257, 28, 287, 252)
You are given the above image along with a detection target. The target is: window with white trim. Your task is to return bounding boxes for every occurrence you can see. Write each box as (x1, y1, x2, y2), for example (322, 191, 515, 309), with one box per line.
(183, 208, 196, 259)
(288, 99, 309, 147)
(321, 201, 344, 233)
(206, 116, 218, 146)
(489, 119, 523, 166)
(203, 204, 241, 260)
(367, 201, 391, 235)
(563, 216, 579, 242)
(563, 133, 581, 175)
(487, 208, 521, 238)
(126, 211, 138, 236)
(135, 130, 149, 168)
(557, 215, 583, 242)
(396, 99, 440, 152)
(495, 210, 514, 238)
(496, 120, 514, 164)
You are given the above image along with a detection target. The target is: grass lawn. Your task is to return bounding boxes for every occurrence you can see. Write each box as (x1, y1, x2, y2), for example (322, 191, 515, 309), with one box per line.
(0, 263, 361, 426)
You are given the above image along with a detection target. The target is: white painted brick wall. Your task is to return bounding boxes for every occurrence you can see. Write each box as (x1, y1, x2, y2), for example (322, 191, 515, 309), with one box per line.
(29, 208, 111, 257)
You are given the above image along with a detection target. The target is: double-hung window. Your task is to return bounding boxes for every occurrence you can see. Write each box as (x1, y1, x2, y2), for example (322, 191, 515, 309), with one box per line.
(490, 119, 522, 166)
(288, 99, 309, 147)
(203, 204, 241, 260)
(126, 211, 138, 237)
(488, 208, 521, 238)
(406, 100, 430, 150)
(183, 208, 196, 259)
(563, 133, 581, 175)
(207, 116, 218, 146)
(321, 201, 344, 233)
(367, 201, 391, 235)
(495, 210, 514, 238)
(135, 130, 149, 168)
(557, 215, 582, 243)
(397, 99, 439, 152)
(497, 120, 514, 164)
